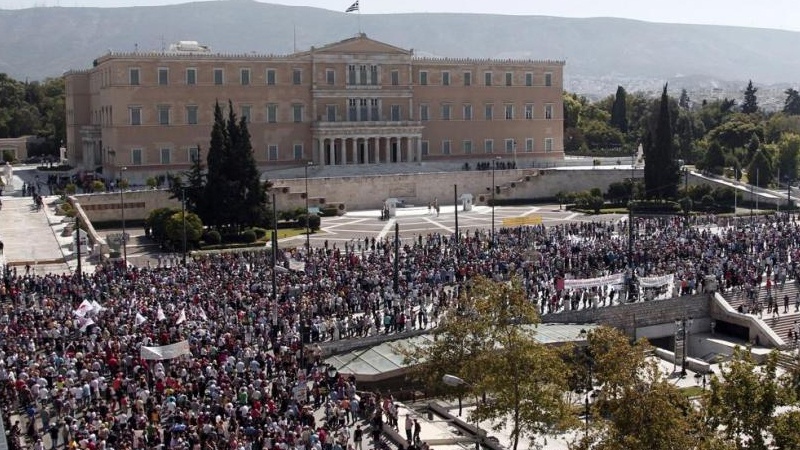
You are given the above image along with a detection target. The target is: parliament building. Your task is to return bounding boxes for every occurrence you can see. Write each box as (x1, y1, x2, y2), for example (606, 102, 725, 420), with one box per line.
(64, 34, 565, 180)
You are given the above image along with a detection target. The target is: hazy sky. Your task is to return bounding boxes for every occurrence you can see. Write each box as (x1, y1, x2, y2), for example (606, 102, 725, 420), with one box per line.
(2, 0, 799, 32)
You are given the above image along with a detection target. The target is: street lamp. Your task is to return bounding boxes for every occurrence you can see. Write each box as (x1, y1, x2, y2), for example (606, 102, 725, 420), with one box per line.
(490, 156, 500, 247)
(304, 161, 313, 252)
(120, 166, 128, 271)
(442, 374, 481, 450)
(181, 187, 187, 265)
(675, 317, 693, 377)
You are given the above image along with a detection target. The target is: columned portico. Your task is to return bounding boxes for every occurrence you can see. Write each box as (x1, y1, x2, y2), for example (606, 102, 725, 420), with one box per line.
(311, 121, 424, 166)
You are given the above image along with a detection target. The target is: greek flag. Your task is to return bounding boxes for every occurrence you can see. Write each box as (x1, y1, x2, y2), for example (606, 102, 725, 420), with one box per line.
(345, 1, 359, 12)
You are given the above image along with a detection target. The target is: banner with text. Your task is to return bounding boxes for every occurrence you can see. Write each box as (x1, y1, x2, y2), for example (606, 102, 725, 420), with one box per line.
(140, 341, 192, 360)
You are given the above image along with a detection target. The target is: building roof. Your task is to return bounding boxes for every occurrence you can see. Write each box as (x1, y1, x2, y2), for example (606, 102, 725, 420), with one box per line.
(324, 323, 597, 382)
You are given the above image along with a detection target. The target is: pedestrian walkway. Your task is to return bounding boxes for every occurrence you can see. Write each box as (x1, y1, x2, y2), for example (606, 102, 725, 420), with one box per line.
(0, 196, 67, 270)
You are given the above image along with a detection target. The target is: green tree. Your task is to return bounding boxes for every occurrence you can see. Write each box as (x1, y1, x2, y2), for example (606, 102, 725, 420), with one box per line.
(783, 88, 800, 115)
(748, 149, 774, 188)
(203, 101, 231, 229)
(610, 86, 628, 133)
(679, 88, 691, 109)
(643, 84, 679, 199)
(403, 277, 575, 450)
(702, 141, 726, 175)
(164, 211, 203, 247)
(145, 207, 180, 243)
(741, 80, 759, 114)
(777, 133, 800, 182)
(706, 348, 781, 450)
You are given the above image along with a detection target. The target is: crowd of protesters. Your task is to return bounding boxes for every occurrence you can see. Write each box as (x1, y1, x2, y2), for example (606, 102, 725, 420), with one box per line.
(2, 212, 800, 449)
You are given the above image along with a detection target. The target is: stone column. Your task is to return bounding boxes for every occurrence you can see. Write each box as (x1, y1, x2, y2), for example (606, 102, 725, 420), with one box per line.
(416, 136, 423, 162)
(406, 136, 413, 162)
(351, 138, 358, 165)
(339, 138, 347, 165)
(317, 138, 325, 167)
(384, 137, 391, 164)
(328, 139, 336, 166)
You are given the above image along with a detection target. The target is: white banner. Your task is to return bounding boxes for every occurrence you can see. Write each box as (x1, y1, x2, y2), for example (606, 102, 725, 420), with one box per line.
(140, 341, 192, 360)
(638, 274, 674, 288)
(563, 272, 625, 290)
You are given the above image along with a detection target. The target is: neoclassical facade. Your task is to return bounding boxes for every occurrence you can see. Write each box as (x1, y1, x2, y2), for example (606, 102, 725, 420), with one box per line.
(64, 34, 565, 180)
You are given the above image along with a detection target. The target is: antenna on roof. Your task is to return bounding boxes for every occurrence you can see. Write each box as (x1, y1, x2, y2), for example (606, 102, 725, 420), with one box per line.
(293, 25, 297, 53)
(160, 35, 166, 52)
(134, 43, 139, 52)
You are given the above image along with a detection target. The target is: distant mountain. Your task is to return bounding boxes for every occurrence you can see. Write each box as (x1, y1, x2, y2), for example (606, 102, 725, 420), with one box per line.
(3, 0, 800, 96)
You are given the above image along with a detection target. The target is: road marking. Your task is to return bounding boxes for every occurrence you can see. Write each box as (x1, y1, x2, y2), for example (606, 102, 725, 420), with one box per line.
(422, 217, 455, 234)
(376, 218, 396, 240)
(521, 206, 540, 216)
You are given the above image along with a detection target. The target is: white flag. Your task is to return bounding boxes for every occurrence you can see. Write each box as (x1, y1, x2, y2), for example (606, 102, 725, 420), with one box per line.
(197, 306, 208, 321)
(76, 316, 95, 331)
(176, 308, 186, 325)
(91, 300, 106, 313)
(74, 299, 94, 317)
(135, 312, 147, 326)
(157, 305, 166, 321)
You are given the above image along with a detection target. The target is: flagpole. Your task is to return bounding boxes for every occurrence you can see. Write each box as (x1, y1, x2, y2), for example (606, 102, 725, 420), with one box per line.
(358, 6, 362, 34)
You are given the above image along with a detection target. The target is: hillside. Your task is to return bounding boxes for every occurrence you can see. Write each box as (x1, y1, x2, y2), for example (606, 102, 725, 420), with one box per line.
(2, 0, 800, 94)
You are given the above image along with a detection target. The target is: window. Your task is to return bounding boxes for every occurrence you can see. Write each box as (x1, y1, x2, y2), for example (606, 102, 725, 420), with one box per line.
(186, 105, 198, 125)
(419, 71, 428, 86)
(326, 69, 335, 85)
(390, 105, 401, 121)
(525, 72, 533, 87)
(442, 71, 450, 86)
(292, 104, 303, 123)
(545, 72, 553, 87)
(359, 65, 367, 85)
(188, 146, 200, 163)
(348, 65, 357, 85)
(391, 70, 399, 86)
(160, 148, 171, 164)
(266, 69, 276, 85)
(293, 144, 303, 160)
(359, 99, 368, 121)
(484, 71, 492, 86)
(463, 71, 472, 86)
(484, 139, 494, 153)
(441, 104, 451, 121)
(420, 104, 429, 121)
(484, 104, 493, 120)
(544, 138, 554, 152)
(129, 107, 141, 126)
(525, 138, 534, 152)
(505, 139, 515, 153)
(214, 68, 224, 85)
(186, 68, 197, 85)
(370, 65, 378, 85)
(240, 105, 251, 122)
(267, 104, 277, 123)
(292, 69, 302, 85)
(157, 106, 170, 125)
(158, 68, 168, 85)
(505, 72, 513, 86)
(525, 104, 534, 120)
(129, 68, 140, 86)
(268, 144, 278, 161)
(348, 99, 357, 121)
(131, 148, 142, 165)
(463, 140, 473, 154)
(463, 104, 473, 121)
(240, 68, 251, 86)
(326, 105, 337, 122)
(421, 140, 429, 156)
(545, 103, 554, 120)
(370, 99, 379, 121)
(442, 140, 451, 155)
(504, 104, 514, 120)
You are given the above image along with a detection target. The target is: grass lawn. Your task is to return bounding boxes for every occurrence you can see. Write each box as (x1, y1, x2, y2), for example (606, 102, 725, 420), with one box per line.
(680, 386, 705, 398)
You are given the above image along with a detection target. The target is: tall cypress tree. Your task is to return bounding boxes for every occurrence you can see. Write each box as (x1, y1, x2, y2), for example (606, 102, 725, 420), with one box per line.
(644, 84, 679, 199)
(741, 80, 759, 114)
(610, 85, 628, 133)
(203, 101, 229, 229)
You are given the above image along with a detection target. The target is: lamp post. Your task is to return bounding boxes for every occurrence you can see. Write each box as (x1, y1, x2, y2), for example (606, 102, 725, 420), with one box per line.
(181, 187, 187, 265)
(304, 161, 312, 252)
(442, 374, 481, 450)
(490, 156, 500, 248)
(675, 317, 693, 377)
(120, 166, 128, 271)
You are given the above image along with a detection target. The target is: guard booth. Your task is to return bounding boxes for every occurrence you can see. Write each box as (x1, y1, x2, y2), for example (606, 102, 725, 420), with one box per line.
(383, 198, 400, 219)
(460, 193, 474, 211)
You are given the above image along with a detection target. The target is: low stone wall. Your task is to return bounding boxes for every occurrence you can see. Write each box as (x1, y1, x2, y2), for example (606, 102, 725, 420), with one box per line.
(74, 189, 180, 223)
(542, 293, 711, 336)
